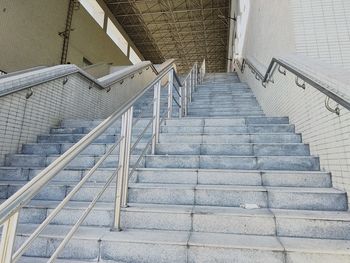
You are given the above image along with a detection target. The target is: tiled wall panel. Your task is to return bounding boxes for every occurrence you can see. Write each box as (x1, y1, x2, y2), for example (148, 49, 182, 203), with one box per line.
(292, 0, 350, 70)
(238, 0, 350, 203)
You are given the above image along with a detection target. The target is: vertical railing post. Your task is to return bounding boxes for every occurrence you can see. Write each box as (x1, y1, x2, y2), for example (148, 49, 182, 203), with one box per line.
(189, 74, 192, 103)
(112, 111, 128, 231)
(195, 63, 198, 87)
(184, 80, 188, 116)
(152, 81, 161, 154)
(179, 85, 183, 118)
(121, 106, 133, 207)
(192, 69, 194, 95)
(0, 212, 19, 263)
(167, 69, 174, 119)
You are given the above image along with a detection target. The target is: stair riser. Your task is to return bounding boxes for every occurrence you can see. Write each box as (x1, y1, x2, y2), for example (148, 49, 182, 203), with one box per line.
(15, 235, 349, 263)
(160, 125, 295, 133)
(156, 144, 310, 156)
(19, 208, 275, 235)
(14, 236, 100, 260)
(128, 188, 347, 211)
(145, 156, 320, 171)
(37, 134, 152, 144)
(189, 113, 266, 117)
(22, 142, 148, 155)
(159, 134, 301, 144)
(188, 110, 264, 115)
(59, 119, 151, 128)
(188, 107, 262, 111)
(0, 168, 121, 183)
(163, 117, 289, 126)
(188, 247, 283, 263)
(136, 170, 331, 188)
(5, 155, 146, 168)
(50, 127, 146, 135)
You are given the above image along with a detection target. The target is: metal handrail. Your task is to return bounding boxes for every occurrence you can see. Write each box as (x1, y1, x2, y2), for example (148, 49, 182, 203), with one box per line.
(0, 61, 161, 98)
(0, 62, 174, 225)
(0, 58, 203, 262)
(237, 57, 350, 111)
(0, 66, 47, 80)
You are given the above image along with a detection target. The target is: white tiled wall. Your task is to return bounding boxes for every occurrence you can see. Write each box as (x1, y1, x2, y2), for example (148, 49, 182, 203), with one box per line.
(291, 0, 350, 70)
(0, 67, 156, 164)
(237, 0, 350, 203)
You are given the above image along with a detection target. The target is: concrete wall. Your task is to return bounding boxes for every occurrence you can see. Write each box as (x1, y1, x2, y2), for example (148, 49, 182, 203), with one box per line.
(236, 0, 350, 203)
(0, 0, 132, 72)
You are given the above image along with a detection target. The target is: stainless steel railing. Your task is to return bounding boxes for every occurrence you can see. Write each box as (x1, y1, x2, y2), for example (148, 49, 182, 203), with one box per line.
(0, 66, 47, 80)
(235, 57, 350, 113)
(0, 58, 205, 262)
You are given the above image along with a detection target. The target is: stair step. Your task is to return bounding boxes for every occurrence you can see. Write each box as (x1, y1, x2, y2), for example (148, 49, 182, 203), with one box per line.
(16, 201, 350, 240)
(159, 133, 301, 143)
(0, 167, 122, 183)
(135, 168, 331, 187)
(3, 181, 345, 210)
(145, 155, 320, 170)
(160, 124, 295, 133)
(155, 143, 310, 156)
(13, 225, 350, 263)
(5, 154, 146, 168)
(37, 133, 151, 143)
(22, 142, 148, 155)
(189, 113, 266, 117)
(128, 183, 347, 210)
(18, 258, 98, 263)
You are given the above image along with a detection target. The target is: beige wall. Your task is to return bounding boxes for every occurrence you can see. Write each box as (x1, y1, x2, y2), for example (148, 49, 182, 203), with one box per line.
(0, 0, 132, 72)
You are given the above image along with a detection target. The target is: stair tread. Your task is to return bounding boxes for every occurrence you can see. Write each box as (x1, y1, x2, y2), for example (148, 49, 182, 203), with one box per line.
(1, 180, 341, 193)
(129, 183, 343, 193)
(18, 258, 101, 263)
(14, 224, 350, 254)
(12, 200, 350, 221)
(135, 168, 329, 174)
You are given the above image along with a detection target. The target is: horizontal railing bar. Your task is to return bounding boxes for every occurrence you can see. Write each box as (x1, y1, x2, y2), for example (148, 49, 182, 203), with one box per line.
(0, 62, 176, 226)
(0, 66, 46, 80)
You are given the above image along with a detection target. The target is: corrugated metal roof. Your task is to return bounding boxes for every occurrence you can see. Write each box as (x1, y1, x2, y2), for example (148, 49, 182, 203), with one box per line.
(104, 0, 230, 73)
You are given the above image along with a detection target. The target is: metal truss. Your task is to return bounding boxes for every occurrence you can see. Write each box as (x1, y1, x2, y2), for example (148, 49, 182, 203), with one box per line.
(104, 0, 230, 73)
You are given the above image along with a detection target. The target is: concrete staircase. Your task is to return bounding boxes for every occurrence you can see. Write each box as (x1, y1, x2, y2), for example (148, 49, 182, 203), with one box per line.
(1, 73, 350, 262)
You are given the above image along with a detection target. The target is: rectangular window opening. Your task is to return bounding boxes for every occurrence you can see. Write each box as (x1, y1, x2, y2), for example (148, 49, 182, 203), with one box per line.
(129, 47, 142, 64)
(79, 0, 105, 28)
(107, 18, 128, 56)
